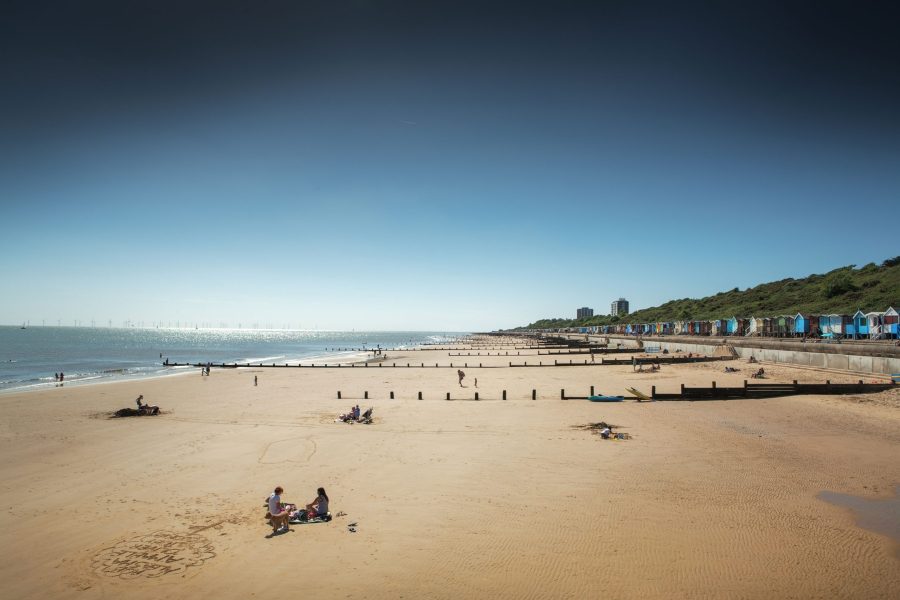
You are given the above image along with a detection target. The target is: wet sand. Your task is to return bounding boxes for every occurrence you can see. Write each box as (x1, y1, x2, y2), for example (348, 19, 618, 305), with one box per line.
(1, 341, 898, 599)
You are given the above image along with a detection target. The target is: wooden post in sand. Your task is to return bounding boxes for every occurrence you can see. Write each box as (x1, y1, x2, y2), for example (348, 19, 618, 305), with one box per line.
(561, 388, 565, 399)
(446, 392, 450, 400)
(503, 390, 507, 400)
(532, 389, 536, 400)
(390, 391, 394, 399)
(337, 391, 342, 399)
(590, 385, 594, 396)
(364, 391, 368, 399)
(418, 391, 422, 400)
(475, 392, 479, 400)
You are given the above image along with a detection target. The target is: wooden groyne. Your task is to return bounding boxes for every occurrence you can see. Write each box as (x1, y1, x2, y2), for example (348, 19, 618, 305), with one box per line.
(650, 379, 895, 400)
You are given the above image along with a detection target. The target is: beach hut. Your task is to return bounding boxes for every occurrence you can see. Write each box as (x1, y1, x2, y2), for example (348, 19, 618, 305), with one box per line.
(846, 310, 867, 338)
(747, 317, 762, 336)
(794, 313, 810, 336)
(727, 317, 748, 335)
(775, 315, 794, 337)
(674, 321, 686, 335)
(866, 312, 885, 338)
(822, 314, 852, 338)
(710, 319, 727, 336)
(762, 317, 775, 337)
(883, 307, 899, 338)
(726, 317, 738, 335)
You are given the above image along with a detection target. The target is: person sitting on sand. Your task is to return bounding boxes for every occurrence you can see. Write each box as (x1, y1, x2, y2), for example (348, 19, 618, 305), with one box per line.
(135, 395, 160, 415)
(748, 356, 758, 363)
(305, 487, 329, 520)
(268, 486, 290, 533)
(751, 367, 766, 379)
(294, 487, 330, 522)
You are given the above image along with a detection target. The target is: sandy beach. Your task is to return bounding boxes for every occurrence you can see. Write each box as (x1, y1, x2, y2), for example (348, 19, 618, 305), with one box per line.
(1, 338, 898, 599)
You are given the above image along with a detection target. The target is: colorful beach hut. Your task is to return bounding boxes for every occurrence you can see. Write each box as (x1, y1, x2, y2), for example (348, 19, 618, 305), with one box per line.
(710, 319, 727, 336)
(866, 312, 885, 338)
(847, 310, 868, 338)
(794, 313, 810, 336)
(819, 315, 851, 338)
(747, 317, 762, 336)
(775, 315, 794, 337)
(726, 317, 738, 335)
(883, 307, 899, 338)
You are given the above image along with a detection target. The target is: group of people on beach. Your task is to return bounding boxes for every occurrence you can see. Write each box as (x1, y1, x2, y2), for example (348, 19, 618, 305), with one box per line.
(267, 486, 330, 535)
(53, 372, 65, 382)
(339, 405, 373, 423)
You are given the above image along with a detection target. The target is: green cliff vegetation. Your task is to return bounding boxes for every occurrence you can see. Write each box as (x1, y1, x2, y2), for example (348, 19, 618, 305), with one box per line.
(522, 257, 900, 330)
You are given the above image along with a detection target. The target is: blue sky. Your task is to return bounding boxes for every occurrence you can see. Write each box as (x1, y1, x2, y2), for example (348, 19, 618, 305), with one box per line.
(1, 1, 898, 330)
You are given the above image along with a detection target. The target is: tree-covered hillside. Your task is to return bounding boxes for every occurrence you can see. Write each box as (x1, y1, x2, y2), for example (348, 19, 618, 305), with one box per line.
(522, 257, 900, 330)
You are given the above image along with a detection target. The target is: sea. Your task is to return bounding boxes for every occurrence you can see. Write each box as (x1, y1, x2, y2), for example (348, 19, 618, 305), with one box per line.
(0, 327, 464, 393)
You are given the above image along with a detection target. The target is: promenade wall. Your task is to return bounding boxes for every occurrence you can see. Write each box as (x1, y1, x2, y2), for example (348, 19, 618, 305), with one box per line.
(600, 335, 900, 375)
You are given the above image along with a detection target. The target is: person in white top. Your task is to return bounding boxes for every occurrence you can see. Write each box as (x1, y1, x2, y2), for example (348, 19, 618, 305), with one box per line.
(268, 486, 289, 534)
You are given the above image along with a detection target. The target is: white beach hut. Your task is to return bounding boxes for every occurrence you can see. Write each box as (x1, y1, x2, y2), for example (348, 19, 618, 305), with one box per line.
(747, 316, 763, 336)
(866, 311, 885, 339)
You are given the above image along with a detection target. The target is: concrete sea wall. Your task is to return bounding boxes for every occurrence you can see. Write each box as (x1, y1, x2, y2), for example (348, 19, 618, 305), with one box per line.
(601, 335, 900, 375)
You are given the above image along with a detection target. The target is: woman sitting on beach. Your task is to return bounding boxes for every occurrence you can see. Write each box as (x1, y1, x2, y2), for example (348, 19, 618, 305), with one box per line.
(303, 487, 329, 520)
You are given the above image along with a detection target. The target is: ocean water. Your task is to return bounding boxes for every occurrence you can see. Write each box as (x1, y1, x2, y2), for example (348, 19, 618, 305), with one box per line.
(0, 327, 463, 393)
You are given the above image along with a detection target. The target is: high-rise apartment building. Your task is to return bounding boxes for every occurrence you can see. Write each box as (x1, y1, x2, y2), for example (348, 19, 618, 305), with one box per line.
(576, 307, 594, 319)
(610, 298, 629, 316)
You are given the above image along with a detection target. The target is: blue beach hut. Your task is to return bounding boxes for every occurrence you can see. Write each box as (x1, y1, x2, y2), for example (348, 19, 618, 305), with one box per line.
(726, 317, 738, 335)
(794, 313, 810, 336)
(847, 310, 868, 338)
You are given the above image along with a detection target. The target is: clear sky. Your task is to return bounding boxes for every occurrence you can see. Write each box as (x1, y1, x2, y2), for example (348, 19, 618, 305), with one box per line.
(1, 1, 898, 330)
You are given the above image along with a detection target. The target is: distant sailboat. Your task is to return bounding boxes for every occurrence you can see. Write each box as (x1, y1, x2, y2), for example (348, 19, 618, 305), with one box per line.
(20, 321, 27, 329)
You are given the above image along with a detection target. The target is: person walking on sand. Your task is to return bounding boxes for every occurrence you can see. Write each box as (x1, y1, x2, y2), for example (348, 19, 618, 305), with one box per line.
(254, 375, 258, 386)
(458, 369, 465, 387)
(474, 377, 478, 388)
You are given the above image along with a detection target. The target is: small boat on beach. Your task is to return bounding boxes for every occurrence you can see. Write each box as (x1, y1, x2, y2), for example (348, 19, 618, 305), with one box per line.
(588, 395, 624, 402)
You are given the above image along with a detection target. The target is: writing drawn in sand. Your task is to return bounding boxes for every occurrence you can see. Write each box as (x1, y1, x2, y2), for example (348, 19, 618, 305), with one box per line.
(92, 531, 215, 579)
